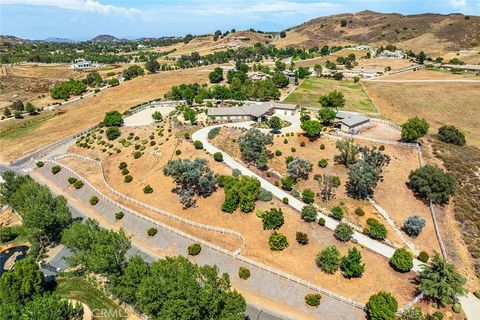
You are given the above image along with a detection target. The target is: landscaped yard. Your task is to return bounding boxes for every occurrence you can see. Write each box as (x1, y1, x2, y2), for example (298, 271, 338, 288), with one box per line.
(284, 77, 376, 113)
(55, 276, 124, 320)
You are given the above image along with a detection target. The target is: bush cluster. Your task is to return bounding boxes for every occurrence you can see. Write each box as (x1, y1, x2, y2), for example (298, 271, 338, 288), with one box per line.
(73, 180, 84, 189)
(115, 211, 124, 220)
(89, 196, 99, 205)
(258, 190, 273, 202)
(305, 293, 321, 307)
(334, 223, 353, 242)
(51, 166, 61, 174)
(296, 232, 309, 245)
(330, 206, 344, 221)
(188, 243, 202, 255)
(238, 267, 250, 280)
(389, 248, 413, 273)
(268, 231, 288, 251)
(301, 205, 317, 222)
(147, 227, 157, 236)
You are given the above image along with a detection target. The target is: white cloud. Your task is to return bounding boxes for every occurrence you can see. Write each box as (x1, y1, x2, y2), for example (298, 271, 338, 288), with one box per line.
(0, 0, 140, 15)
(450, 0, 467, 8)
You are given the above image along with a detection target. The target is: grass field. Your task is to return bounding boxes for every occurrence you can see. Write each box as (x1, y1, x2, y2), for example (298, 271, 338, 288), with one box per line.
(0, 67, 209, 163)
(363, 81, 480, 146)
(283, 77, 376, 113)
(55, 276, 123, 320)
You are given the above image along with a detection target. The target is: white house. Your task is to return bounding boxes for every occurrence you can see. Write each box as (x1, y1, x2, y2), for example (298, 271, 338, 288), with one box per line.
(247, 71, 269, 81)
(377, 50, 405, 59)
(71, 59, 99, 70)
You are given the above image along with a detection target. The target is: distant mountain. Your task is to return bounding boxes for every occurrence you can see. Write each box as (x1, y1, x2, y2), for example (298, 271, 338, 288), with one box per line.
(274, 10, 480, 55)
(0, 35, 31, 44)
(90, 34, 122, 42)
(44, 37, 75, 43)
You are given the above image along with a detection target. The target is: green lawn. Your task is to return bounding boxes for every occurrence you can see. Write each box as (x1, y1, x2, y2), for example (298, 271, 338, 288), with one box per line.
(0, 112, 55, 140)
(55, 276, 124, 320)
(283, 77, 376, 113)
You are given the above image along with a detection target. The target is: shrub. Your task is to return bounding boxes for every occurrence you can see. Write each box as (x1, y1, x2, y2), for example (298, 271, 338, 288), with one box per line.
(269, 231, 289, 251)
(207, 127, 221, 139)
(366, 292, 398, 320)
(330, 206, 344, 221)
(379, 145, 385, 151)
(300, 142, 305, 147)
(355, 207, 365, 216)
(432, 311, 444, 320)
(334, 223, 353, 242)
(401, 117, 429, 142)
(238, 267, 250, 280)
(331, 176, 341, 187)
(258, 190, 273, 202)
(73, 180, 84, 189)
(366, 218, 387, 240)
(399, 308, 424, 320)
(300, 205, 316, 222)
(318, 159, 328, 168)
(291, 147, 296, 153)
(115, 211, 124, 219)
(281, 176, 294, 191)
(0, 227, 18, 243)
(175, 150, 182, 156)
(262, 208, 284, 230)
(194, 140, 203, 149)
(316, 245, 340, 274)
(438, 125, 465, 146)
(187, 243, 202, 255)
(320, 144, 325, 150)
(124, 175, 133, 183)
(296, 232, 309, 245)
(318, 218, 326, 226)
(305, 293, 321, 307)
(150, 141, 156, 146)
(275, 150, 282, 156)
(36, 161, 44, 168)
(133, 151, 142, 159)
(121, 168, 129, 175)
(51, 165, 61, 174)
(89, 196, 99, 205)
(282, 197, 289, 204)
(143, 185, 153, 194)
(389, 248, 413, 272)
(106, 126, 121, 140)
(408, 165, 456, 204)
(283, 138, 288, 144)
(302, 188, 315, 204)
(118, 162, 128, 170)
(418, 251, 429, 263)
(403, 215, 426, 238)
(184, 132, 190, 140)
(147, 227, 157, 236)
(452, 302, 461, 313)
(68, 177, 77, 184)
(232, 168, 241, 177)
(213, 152, 223, 162)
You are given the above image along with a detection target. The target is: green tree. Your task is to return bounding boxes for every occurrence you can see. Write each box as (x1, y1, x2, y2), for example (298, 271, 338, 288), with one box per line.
(209, 67, 224, 83)
(61, 218, 131, 274)
(122, 65, 144, 80)
(272, 72, 289, 88)
(262, 208, 285, 230)
(287, 157, 313, 181)
(106, 126, 121, 140)
(316, 246, 340, 274)
(366, 218, 387, 240)
(20, 294, 83, 320)
(110, 256, 150, 304)
(341, 247, 365, 278)
(103, 111, 124, 127)
(389, 248, 413, 273)
(416, 51, 427, 64)
(222, 176, 260, 213)
(152, 111, 163, 122)
(302, 188, 315, 204)
(0, 258, 43, 305)
(25, 102, 37, 115)
(183, 108, 197, 124)
(335, 139, 359, 166)
(366, 291, 398, 320)
(319, 90, 345, 111)
(269, 116, 282, 132)
(145, 58, 160, 73)
(313, 64, 322, 77)
(403, 215, 426, 238)
(334, 223, 353, 242)
(418, 252, 467, 305)
(300, 120, 323, 138)
(318, 107, 336, 125)
(136, 256, 246, 319)
(401, 117, 429, 142)
(408, 165, 456, 204)
(239, 129, 273, 168)
(275, 60, 286, 72)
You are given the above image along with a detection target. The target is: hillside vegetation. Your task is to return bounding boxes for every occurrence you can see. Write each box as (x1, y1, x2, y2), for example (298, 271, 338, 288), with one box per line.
(275, 10, 480, 55)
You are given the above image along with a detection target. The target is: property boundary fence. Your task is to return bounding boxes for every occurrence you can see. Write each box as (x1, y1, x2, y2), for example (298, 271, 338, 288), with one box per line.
(50, 153, 247, 247)
(331, 131, 418, 148)
(43, 159, 367, 311)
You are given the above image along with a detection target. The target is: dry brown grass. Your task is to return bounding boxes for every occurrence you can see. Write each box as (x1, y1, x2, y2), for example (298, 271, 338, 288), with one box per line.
(380, 69, 480, 80)
(362, 81, 480, 147)
(0, 67, 209, 163)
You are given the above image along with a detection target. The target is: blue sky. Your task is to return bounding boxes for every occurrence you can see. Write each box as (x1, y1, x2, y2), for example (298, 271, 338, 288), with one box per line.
(1, 0, 479, 40)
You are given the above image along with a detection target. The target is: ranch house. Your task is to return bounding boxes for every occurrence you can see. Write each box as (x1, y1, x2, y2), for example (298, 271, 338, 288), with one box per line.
(335, 111, 371, 134)
(207, 102, 298, 122)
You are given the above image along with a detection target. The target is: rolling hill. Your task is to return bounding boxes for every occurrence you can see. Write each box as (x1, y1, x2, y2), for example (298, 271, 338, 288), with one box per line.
(274, 10, 480, 56)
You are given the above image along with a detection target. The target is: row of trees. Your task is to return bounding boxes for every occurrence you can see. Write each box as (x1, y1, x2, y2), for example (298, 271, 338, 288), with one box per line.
(50, 78, 87, 100)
